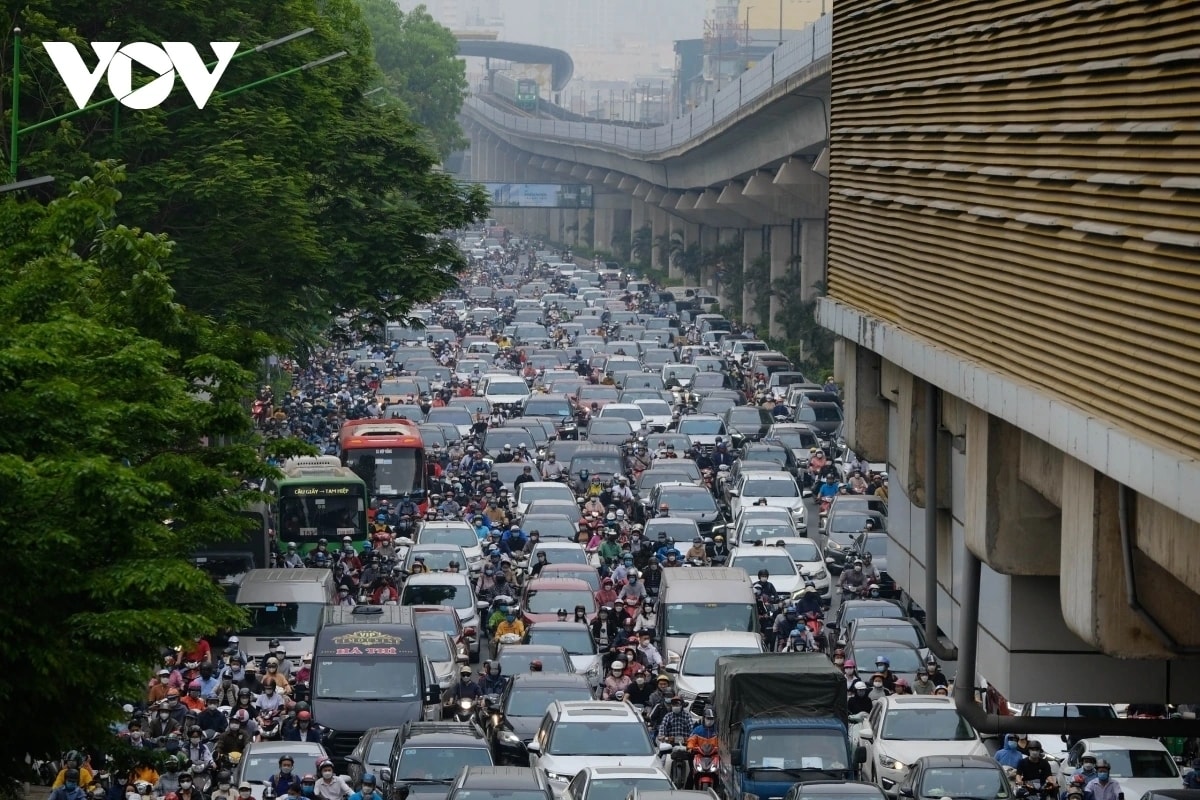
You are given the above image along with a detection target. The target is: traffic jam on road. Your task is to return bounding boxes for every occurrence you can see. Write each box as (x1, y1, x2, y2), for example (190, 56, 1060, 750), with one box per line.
(88, 226, 1198, 800)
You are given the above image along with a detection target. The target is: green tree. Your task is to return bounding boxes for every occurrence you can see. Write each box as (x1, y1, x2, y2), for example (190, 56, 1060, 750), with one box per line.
(772, 278, 834, 377)
(356, 0, 470, 158)
(5, 0, 486, 344)
(0, 164, 267, 784)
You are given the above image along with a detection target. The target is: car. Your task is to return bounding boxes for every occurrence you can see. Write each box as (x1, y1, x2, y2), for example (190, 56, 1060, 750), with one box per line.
(410, 605, 473, 664)
(728, 471, 807, 525)
(764, 424, 823, 468)
(525, 499, 582, 524)
(729, 507, 799, 544)
(484, 673, 598, 764)
(497, 643, 576, 679)
(597, 403, 648, 432)
(521, 577, 598, 625)
(783, 780, 888, 800)
(521, 514, 581, 542)
(404, 544, 473, 574)
(514, 481, 578, 518)
(523, 621, 604, 687)
(1015, 704, 1118, 760)
(823, 510, 887, 570)
(529, 541, 593, 567)
(446, 766, 555, 800)
(644, 433, 692, 453)
(722, 405, 775, 446)
(853, 533, 898, 597)
(626, 791, 719, 800)
(853, 696, 987, 796)
(648, 483, 723, 536)
(419, 630, 462, 690)
(344, 726, 400, 789)
(536, 563, 602, 593)
(634, 399, 673, 432)
(424, 406, 473, 438)
(795, 402, 844, 439)
(844, 618, 931, 667)
(416, 522, 485, 572)
(1135, 790, 1200, 800)
(526, 701, 669, 790)
(400, 573, 483, 660)
(563, 766, 675, 800)
(673, 414, 729, 450)
(587, 417, 636, 445)
(665, 630, 764, 707)
(386, 722, 497, 799)
(845, 640, 924, 683)
(1060, 737, 1183, 799)
(728, 547, 803, 595)
(235, 741, 329, 799)
(642, 518, 702, 550)
(892, 755, 1010, 800)
(828, 599, 907, 650)
(770, 536, 832, 600)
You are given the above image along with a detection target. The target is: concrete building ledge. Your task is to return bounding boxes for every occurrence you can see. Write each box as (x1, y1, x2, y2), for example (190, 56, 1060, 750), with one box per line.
(818, 298, 1200, 524)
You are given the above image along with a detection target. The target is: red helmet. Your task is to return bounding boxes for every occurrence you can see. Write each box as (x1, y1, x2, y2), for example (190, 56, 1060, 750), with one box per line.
(296, 710, 312, 721)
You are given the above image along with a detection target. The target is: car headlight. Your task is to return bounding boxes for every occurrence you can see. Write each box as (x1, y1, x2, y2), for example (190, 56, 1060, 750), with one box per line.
(585, 666, 600, 681)
(498, 730, 522, 745)
(878, 754, 906, 771)
(814, 568, 828, 581)
(827, 540, 844, 551)
(545, 773, 571, 783)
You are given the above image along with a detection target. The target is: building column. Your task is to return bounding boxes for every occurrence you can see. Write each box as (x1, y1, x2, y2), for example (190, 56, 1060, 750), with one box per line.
(593, 208, 615, 256)
(650, 206, 670, 272)
(798, 217, 827, 300)
(742, 226, 765, 328)
(767, 223, 793, 340)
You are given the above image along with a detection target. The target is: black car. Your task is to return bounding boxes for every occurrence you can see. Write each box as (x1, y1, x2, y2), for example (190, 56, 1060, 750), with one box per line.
(483, 672, 595, 765)
(784, 780, 888, 800)
(741, 442, 803, 481)
(795, 402, 844, 440)
(446, 766, 555, 800)
(723, 405, 775, 447)
(826, 598, 907, 651)
(895, 755, 1011, 800)
(345, 726, 400, 788)
(384, 721, 495, 800)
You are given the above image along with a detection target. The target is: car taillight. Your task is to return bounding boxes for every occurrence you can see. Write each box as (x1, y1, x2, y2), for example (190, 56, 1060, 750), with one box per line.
(464, 627, 476, 636)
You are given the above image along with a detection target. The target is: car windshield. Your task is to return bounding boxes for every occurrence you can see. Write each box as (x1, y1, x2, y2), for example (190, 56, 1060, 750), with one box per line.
(829, 514, 880, 534)
(486, 381, 529, 397)
(532, 546, 589, 565)
(855, 623, 920, 648)
(637, 401, 672, 415)
(394, 746, 493, 780)
(413, 612, 458, 636)
(314, 657, 420, 701)
(526, 399, 572, 417)
(658, 490, 717, 512)
(743, 479, 799, 497)
(782, 541, 822, 562)
(525, 589, 596, 615)
(739, 525, 797, 543)
(366, 736, 396, 766)
(548, 721, 654, 756)
(590, 419, 633, 434)
(682, 645, 762, 675)
(678, 419, 725, 435)
(745, 728, 850, 771)
(861, 536, 888, 557)
(408, 549, 465, 572)
(427, 408, 470, 425)
(239, 753, 324, 783)
(603, 407, 644, 422)
(518, 486, 574, 505)
(853, 645, 921, 673)
(402, 583, 471, 609)
(420, 527, 477, 549)
(526, 627, 596, 655)
(571, 456, 624, 476)
(728, 409, 769, 424)
(586, 778, 674, 800)
(919, 768, 1008, 799)
(579, 386, 619, 401)
(663, 602, 757, 637)
(504, 686, 592, 714)
(732, 554, 799, 577)
(841, 605, 905, 626)
(1090, 749, 1179, 778)
(800, 405, 844, 422)
(420, 636, 453, 661)
(454, 793, 547, 800)
(238, 603, 325, 637)
(793, 792, 885, 800)
(882, 708, 976, 740)
(768, 430, 818, 449)
(498, 648, 572, 674)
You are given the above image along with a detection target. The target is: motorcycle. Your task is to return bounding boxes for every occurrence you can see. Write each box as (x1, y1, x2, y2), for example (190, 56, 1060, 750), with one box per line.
(691, 741, 720, 791)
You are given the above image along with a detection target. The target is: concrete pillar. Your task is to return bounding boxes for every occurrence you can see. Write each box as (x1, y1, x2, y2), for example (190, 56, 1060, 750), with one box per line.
(840, 342, 889, 462)
(698, 225, 718, 290)
(489, 140, 503, 181)
(631, 198, 648, 235)
(963, 408, 1062, 575)
(767, 223, 792, 339)
(742, 227, 765, 328)
(594, 208, 615, 256)
(798, 217, 827, 301)
(650, 205, 670, 271)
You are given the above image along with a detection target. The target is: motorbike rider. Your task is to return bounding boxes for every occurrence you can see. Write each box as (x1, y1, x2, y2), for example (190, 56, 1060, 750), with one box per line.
(269, 756, 301, 797)
(313, 759, 351, 800)
(618, 571, 646, 602)
(491, 610, 526, 658)
(626, 671, 656, 706)
(348, 774, 380, 800)
(283, 710, 322, 744)
(1083, 759, 1119, 800)
(839, 559, 868, 596)
(687, 706, 719, 753)
(1015, 741, 1056, 792)
(478, 661, 509, 695)
(198, 696, 228, 733)
(996, 733, 1025, 768)
(637, 629, 664, 671)
(794, 585, 824, 617)
(184, 725, 215, 770)
(450, 666, 483, 702)
(50, 769, 87, 800)
(1072, 755, 1100, 784)
(595, 577, 619, 607)
(602, 660, 633, 700)
(872, 655, 897, 691)
(684, 537, 708, 564)
(156, 756, 184, 796)
(848, 681, 872, 714)
(753, 569, 779, 599)
(923, 655, 949, 686)
(656, 697, 694, 750)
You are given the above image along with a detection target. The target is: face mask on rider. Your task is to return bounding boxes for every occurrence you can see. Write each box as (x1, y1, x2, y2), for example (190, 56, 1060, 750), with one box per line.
(179, 779, 192, 789)
(872, 681, 883, 689)
(159, 711, 171, 720)
(239, 790, 253, 798)
(321, 770, 334, 781)
(1096, 772, 1109, 783)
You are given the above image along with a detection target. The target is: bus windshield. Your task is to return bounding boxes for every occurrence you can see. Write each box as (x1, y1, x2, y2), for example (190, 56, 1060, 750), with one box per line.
(278, 490, 367, 541)
(239, 602, 325, 637)
(344, 449, 423, 500)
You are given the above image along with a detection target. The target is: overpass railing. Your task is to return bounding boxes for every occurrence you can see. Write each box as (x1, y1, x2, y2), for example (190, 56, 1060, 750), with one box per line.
(464, 15, 831, 153)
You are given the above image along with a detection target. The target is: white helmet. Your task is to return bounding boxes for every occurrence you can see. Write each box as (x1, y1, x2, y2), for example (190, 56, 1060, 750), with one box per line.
(611, 660, 625, 672)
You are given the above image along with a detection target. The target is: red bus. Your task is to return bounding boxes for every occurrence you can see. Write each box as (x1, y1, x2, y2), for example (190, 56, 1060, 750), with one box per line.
(337, 419, 426, 507)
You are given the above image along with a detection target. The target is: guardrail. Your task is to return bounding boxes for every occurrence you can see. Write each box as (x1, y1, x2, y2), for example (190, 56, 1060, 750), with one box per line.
(465, 15, 831, 153)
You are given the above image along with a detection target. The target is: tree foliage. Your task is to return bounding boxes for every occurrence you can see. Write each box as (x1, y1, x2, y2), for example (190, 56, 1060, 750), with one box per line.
(4, 0, 487, 343)
(0, 165, 266, 784)
(356, 0, 469, 158)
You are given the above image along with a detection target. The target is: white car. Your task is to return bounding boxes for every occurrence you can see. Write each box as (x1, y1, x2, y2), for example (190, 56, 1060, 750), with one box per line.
(771, 536, 832, 600)
(666, 630, 765, 707)
(1015, 703, 1118, 761)
(527, 701, 669, 790)
(854, 695, 987, 796)
(481, 375, 532, 407)
(728, 547, 803, 595)
(514, 481, 578, 518)
(399, 572, 482, 658)
(418, 630, 460, 690)
(1059, 737, 1182, 799)
(633, 399, 673, 432)
(598, 403, 648, 431)
(729, 471, 807, 526)
(415, 520, 485, 572)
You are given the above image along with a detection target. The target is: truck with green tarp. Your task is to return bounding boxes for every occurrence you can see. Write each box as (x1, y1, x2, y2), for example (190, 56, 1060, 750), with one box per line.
(714, 653, 865, 800)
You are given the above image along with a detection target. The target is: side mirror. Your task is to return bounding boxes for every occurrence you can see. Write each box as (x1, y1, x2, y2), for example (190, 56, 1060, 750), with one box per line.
(857, 725, 875, 742)
(730, 747, 742, 767)
(801, 489, 813, 499)
(825, 557, 835, 564)
(379, 768, 392, 785)
(664, 663, 679, 673)
(658, 742, 673, 753)
(477, 601, 490, 610)
(393, 783, 411, 800)
(424, 686, 441, 704)
(344, 757, 363, 766)
(899, 789, 914, 798)
(728, 489, 740, 497)
(526, 740, 542, 753)
(855, 746, 868, 765)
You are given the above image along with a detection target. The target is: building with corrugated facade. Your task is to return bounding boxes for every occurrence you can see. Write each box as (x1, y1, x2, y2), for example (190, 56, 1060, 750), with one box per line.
(817, 0, 1200, 702)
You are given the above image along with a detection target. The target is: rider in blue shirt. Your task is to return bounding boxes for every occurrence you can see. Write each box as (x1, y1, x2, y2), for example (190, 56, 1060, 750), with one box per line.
(995, 734, 1025, 768)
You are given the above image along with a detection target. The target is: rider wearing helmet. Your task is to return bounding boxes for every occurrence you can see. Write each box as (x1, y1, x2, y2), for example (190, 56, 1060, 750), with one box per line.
(602, 660, 632, 700)
(270, 755, 301, 797)
(478, 660, 508, 695)
(349, 774, 379, 800)
(1015, 740, 1056, 791)
(313, 759, 351, 800)
(873, 655, 897, 691)
(52, 752, 94, 790)
(283, 710, 322, 744)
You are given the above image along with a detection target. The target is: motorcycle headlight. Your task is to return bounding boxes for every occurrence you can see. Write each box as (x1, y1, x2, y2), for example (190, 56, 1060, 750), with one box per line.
(459, 698, 474, 711)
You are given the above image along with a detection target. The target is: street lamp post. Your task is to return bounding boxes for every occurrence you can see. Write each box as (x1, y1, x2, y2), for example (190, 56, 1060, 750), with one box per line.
(8, 26, 316, 179)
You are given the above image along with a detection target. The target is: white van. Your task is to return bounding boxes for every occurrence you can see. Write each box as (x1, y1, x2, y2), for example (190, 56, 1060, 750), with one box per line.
(235, 568, 335, 669)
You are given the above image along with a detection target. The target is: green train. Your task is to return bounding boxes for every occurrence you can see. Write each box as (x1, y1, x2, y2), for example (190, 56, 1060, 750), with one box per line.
(493, 71, 540, 112)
